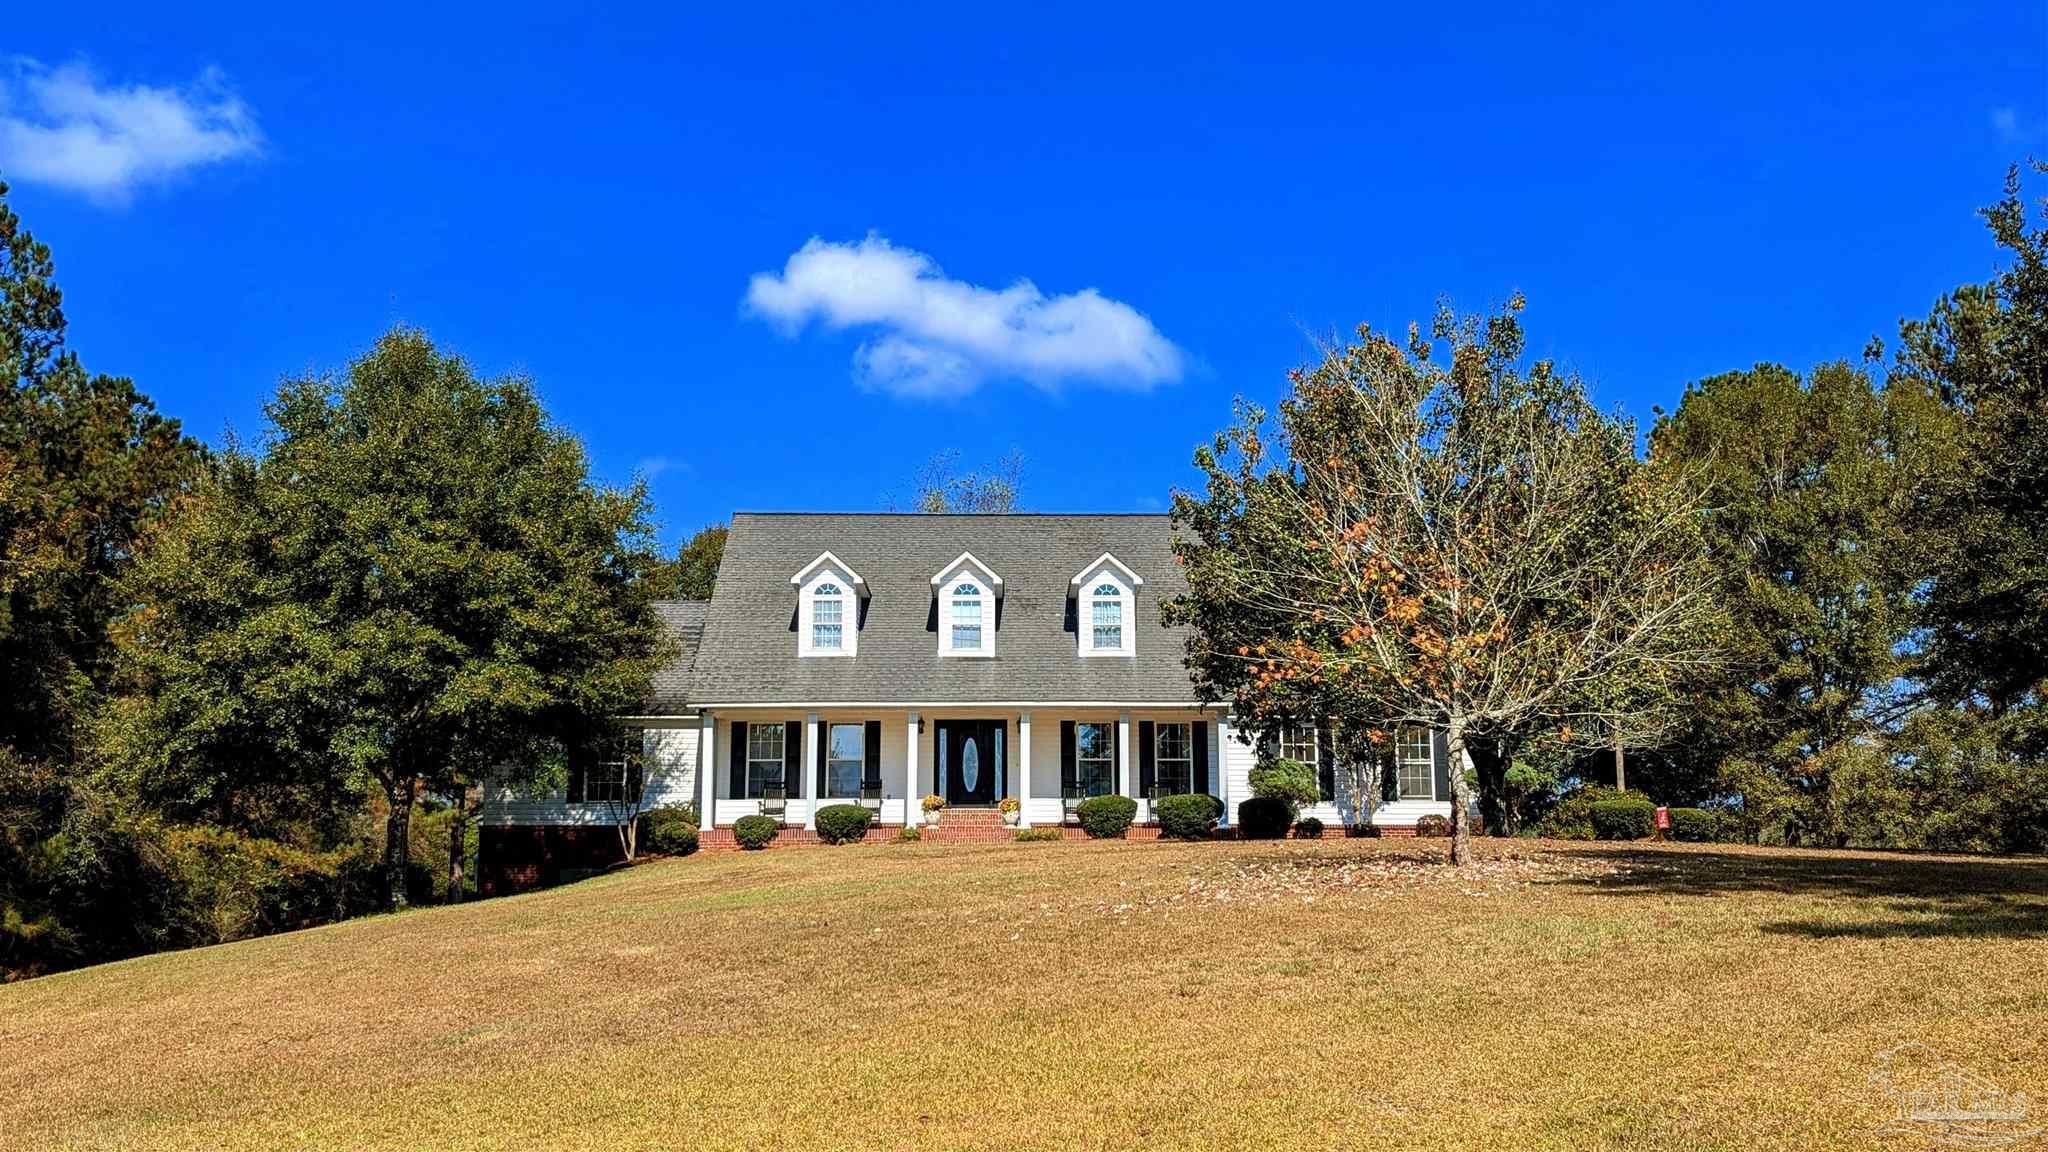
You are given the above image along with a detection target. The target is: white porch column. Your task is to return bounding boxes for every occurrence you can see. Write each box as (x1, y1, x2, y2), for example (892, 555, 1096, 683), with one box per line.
(803, 713, 821, 830)
(904, 713, 922, 826)
(1117, 712, 1131, 798)
(698, 712, 716, 831)
(1215, 712, 1231, 827)
(1017, 712, 1033, 828)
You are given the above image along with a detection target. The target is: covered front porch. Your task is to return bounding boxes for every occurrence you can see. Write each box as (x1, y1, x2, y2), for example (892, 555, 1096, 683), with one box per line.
(690, 705, 1229, 832)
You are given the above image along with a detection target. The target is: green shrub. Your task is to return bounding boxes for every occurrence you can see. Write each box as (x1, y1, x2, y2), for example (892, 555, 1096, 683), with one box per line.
(1237, 796, 1293, 839)
(1014, 826, 1062, 842)
(1590, 799, 1656, 841)
(896, 825, 922, 842)
(1155, 793, 1221, 840)
(1667, 807, 1716, 843)
(1076, 795, 1138, 839)
(733, 815, 778, 850)
(813, 803, 874, 845)
(1293, 816, 1325, 839)
(640, 805, 700, 856)
(161, 827, 361, 945)
(1538, 785, 1655, 840)
(1414, 813, 1451, 838)
(1249, 757, 1321, 812)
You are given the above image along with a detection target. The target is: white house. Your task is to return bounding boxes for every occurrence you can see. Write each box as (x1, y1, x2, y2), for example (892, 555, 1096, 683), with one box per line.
(480, 512, 1453, 891)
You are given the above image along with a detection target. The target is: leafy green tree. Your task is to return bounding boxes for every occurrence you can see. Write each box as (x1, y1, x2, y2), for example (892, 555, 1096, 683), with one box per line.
(109, 328, 668, 908)
(0, 180, 204, 763)
(1895, 163, 2048, 728)
(1170, 298, 1718, 864)
(1646, 361, 1956, 844)
(891, 449, 1024, 512)
(674, 522, 726, 600)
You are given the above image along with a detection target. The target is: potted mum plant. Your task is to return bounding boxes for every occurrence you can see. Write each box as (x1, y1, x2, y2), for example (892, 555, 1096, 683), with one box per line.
(921, 794, 946, 822)
(998, 796, 1021, 826)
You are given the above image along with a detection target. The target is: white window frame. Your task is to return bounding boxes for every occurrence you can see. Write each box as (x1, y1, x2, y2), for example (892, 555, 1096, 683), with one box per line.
(1076, 722, 1115, 796)
(1072, 554, 1142, 658)
(746, 722, 786, 798)
(1397, 725, 1436, 801)
(932, 553, 1000, 657)
(586, 730, 639, 804)
(1155, 722, 1193, 795)
(796, 566, 858, 658)
(825, 722, 864, 798)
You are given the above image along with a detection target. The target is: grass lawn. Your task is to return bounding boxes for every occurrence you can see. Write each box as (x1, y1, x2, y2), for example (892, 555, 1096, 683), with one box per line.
(3, 837, 2045, 1151)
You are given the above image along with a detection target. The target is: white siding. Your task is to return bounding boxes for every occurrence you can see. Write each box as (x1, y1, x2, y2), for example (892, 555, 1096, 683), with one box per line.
(481, 720, 700, 827)
(1221, 714, 1453, 830)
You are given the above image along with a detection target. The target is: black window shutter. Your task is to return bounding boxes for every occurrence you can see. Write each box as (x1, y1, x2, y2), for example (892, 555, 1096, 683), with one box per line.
(1138, 720, 1156, 795)
(864, 720, 882, 786)
(729, 721, 747, 800)
(1193, 719, 1210, 795)
(1316, 721, 1336, 801)
(1060, 721, 1077, 792)
(786, 719, 804, 797)
(1435, 730, 1451, 802)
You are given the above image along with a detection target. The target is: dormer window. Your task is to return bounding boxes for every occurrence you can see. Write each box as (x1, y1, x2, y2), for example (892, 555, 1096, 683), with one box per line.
(932, 552, 1000, 657)
(813, 583, 845, 650)
(792, 551, 864, 658)
(1072, 553, 1141, 657)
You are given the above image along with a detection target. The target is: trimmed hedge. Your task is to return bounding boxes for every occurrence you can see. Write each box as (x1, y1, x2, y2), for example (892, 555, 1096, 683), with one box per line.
(1237, 795, 1293, 839)
(1538, 785, 1656, 840)
(732, 814, 778, 850)
(1248, 758, 1321, 811)
(813, 803, 874, 845)
(639, 805, 699, 856)
(1293, 816, 1325, 839)
(1414, 813, 1452, 838)
(1156, 793, 1222, 840)
(1014, 826, 1062, 842)
(1076, 795, 1139, 839)
(1667, 807, 1716, 842)
(1591, 799, 1656, 841)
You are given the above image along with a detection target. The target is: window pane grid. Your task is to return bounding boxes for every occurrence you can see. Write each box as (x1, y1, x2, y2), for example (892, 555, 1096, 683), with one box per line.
(1077, 722, 1114, 796)
(813, 596, 843, 650)
(1155, 722, 1192, 795)
(746, 722, 786, 798)
(827, 722, 863, 797)
(1397, 726, 1433, 800)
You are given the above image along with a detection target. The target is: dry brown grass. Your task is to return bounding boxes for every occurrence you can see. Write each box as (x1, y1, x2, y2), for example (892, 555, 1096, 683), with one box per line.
(2, 838, 2044, 1151)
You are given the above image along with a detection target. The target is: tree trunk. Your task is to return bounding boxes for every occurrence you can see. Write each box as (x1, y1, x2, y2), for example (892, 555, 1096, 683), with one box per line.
(1444, 719, 1475, 866)
(445, 800, 467, 905)
(1613, 728, 1626, 792)
(384, 778, 415, 912)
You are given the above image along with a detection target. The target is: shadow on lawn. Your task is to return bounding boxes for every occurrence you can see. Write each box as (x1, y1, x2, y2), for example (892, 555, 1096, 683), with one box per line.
(1545, 845, 2048, 940)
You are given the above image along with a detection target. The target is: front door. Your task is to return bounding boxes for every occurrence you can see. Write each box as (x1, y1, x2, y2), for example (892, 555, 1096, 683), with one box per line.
(937, 720, 1002, 806)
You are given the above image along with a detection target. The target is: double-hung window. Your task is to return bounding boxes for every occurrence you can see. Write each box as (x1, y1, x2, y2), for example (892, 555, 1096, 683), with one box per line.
(1397, 726, 1435, 800)
(1155, 722, 1192, 795)
(1077, 722, 1115, 796)
(1276, 723, 1333, 801)
(746, 722, 786, 798)
(1090, 585, 1122, 650)
(812, 583, 844, 651)
(587, 731, 637, 803)
(950, 583, 983, 650)
(827, 723, 864, 798)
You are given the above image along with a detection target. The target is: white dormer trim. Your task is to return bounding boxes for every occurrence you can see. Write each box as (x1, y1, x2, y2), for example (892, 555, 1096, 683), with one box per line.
(1073, 556, 1138, 658)
(796, 559, 860, 659)
(929, 551, 1002, 589)
(790, 550, 866, 590)
(1069, 552, 1143, 589)
(935, 554, 999, 659)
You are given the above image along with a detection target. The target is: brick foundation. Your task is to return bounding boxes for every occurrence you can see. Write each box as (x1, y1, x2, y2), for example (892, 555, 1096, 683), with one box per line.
(479, 825, 630, 897)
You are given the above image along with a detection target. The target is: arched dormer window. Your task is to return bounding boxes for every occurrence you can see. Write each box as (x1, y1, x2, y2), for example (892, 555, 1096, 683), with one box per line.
(1072, 553, 1140, 657)
(932, 552, 1000, 657)
(792, 552, 863, 658)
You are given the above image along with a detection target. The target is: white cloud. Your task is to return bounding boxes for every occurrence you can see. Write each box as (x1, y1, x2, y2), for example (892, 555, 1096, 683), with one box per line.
(744, 234, 1185, 398)
(0, 59, 262, 202)
(636, 455, 686, 480)
(1991, 106, 2024, 143)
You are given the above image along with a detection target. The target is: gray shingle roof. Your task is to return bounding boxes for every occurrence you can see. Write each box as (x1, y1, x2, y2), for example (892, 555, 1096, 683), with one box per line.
(686, 513, 1199, 705)
(648, 600, 708, 712)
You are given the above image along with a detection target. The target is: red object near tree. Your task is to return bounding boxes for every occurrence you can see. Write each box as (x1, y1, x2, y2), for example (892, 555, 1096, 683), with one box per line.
(1655, 806, 1671, 830)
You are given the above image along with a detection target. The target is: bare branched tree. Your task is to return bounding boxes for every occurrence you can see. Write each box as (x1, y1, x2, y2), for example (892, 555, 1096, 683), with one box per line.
(888, 449, 1025, 513)
(1170, 296, 1721, 864)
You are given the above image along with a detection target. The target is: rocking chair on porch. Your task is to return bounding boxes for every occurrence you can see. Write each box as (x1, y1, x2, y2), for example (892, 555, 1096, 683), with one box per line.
(1061, 783, 1087, 826)
(859, 779, 885, 824)
(761, 781, 788, 826)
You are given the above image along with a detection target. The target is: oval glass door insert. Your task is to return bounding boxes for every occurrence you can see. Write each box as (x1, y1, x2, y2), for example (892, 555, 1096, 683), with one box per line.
(961, 736, 980, 792)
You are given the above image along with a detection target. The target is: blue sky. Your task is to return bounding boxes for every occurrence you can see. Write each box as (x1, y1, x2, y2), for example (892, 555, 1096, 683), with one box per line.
(5, 2, 2042, 549)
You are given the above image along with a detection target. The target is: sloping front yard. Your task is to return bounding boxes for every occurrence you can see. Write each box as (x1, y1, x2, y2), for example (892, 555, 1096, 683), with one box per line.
(2, 838, 2044, 1151)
